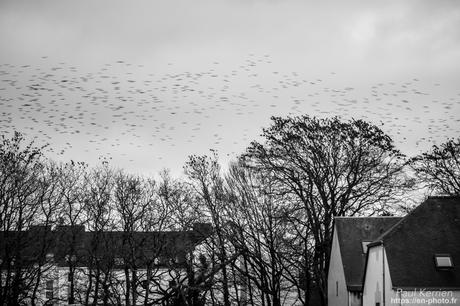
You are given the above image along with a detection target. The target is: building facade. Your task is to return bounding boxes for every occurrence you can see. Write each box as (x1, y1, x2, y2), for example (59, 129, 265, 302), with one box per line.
(0, 223, 212, 305)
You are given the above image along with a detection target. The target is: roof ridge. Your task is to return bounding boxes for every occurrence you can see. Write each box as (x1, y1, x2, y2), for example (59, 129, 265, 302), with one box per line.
(371, 197, 460, 288)
(371, 197, 439, 243)
(334, 216, 402, 219)
(371, 217, 405, 243)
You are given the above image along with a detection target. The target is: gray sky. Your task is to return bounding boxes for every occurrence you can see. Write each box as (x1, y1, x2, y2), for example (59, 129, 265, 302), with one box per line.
(1, 0, 459, 176)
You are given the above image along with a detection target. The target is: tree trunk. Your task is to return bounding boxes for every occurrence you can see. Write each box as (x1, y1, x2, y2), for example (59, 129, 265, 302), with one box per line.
(124, 266, 131, 306)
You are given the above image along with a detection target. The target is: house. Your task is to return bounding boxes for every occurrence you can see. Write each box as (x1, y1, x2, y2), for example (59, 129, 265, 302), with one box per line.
(362, 196, 460, 306)
(0, 223, 212, 306)
(327, 216, 401, 306)
(328, 196, 460, 306)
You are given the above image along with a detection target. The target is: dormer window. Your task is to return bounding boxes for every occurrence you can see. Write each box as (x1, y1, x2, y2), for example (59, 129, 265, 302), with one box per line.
(361, 241, 371, 254)
(434, 254, 453, 269)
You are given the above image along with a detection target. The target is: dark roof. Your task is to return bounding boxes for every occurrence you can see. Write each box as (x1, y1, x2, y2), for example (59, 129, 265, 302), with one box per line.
(334, 216, 402, 291)
(0, 223, 212, 268)
(375, 196, 460, 289)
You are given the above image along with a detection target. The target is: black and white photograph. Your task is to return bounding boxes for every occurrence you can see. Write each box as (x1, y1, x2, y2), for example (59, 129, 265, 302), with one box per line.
(0, 1, 459, 305)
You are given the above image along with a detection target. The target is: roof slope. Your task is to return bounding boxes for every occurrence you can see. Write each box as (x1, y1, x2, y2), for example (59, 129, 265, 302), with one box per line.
(378, 196, 460, 289)
(334, 216, 401, 291)
(0, 223, 212, 268)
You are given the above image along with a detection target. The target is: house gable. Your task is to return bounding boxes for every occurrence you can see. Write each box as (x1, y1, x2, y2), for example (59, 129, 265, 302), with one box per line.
(362, 244, 393, 306)
(334, 216, 401, 291)
(327, 224, 348, 306)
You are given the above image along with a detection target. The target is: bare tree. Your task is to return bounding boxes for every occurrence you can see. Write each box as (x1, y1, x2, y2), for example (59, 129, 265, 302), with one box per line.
(80, 162, 117, 306)
(51, 160, 88, 305)
(411, 138, 460, 196)
(28, 162, 69, 306)
(241, 116, 410, 305)
(113, 171, 170, 306)
(157, 170, 202, 232)
(157, 171, 212, 306)
(0, 132, 58, 306)
(185, 153, 233, 306)
(226, 162, 297, 306)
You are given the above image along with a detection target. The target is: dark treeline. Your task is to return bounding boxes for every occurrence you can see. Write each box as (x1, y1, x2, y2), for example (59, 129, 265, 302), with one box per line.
(1, 115, 459, 306)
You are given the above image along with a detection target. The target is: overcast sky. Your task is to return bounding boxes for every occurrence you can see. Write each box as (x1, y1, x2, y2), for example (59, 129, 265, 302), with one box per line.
(1, 0, 459, 176)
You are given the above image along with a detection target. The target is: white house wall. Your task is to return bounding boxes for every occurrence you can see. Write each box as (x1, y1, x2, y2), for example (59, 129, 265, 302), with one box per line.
(23, 266, 185, 306)
(327, 225, 348, 306)
(363, 245, 392, 306)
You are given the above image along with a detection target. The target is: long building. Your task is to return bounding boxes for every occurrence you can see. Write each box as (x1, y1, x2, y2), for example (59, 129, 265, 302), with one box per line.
(0, 223, 212, 305)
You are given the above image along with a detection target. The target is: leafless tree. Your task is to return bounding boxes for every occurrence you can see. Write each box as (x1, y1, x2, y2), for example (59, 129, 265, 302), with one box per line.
(80, 162, 117, 306)
(185, 153, 234, 306)
(113, 170, 178, 306)
(411, 138, 460, 196)
(2, 116, 415, 306)
(226, 162, 297, 306)
(157, 171, 212, 306)
(51, 160, 88, 305)
(0, 132, 58, 306)
(241, 116, 410, 305)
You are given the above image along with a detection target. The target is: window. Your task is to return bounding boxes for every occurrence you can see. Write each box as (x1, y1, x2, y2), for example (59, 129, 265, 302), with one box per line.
(45, 280, 54, 300)
(65, 254, 77, 263)
(336, 281, 338, 296)
(435, 254, 453, 269)
(361, 241, 371, 254)
(114, 257, 124, 265)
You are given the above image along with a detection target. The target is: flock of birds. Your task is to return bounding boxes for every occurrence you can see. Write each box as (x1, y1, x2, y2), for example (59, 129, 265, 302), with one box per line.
(0, 54, 459, 174)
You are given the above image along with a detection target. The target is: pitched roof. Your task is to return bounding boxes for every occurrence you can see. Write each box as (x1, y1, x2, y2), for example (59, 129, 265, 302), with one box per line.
(334, 216, 402, 291)
(375, 196, 460, 289)
(0, 223, 212, 268)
